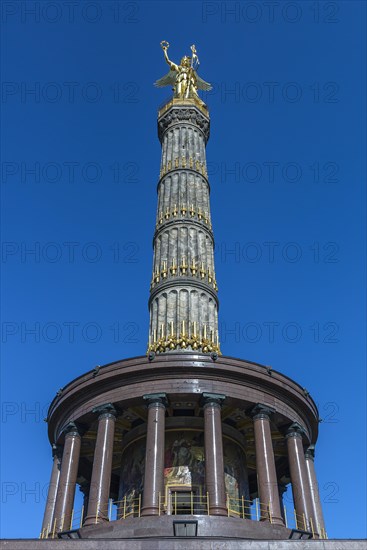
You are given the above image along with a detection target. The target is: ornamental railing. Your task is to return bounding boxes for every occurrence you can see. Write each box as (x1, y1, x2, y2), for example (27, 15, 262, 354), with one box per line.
(40, 491, 327, 540)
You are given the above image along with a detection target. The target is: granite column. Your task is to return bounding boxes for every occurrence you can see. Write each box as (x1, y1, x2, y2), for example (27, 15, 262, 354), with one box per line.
(250, 405, 284, 524)
(305, 445, 326, 537)
(286, 424, 314, 532)
(141, 393, 167, 516)
(202, 393, 227, 516)
(53, 423, 81, 533)
(41, 444, 61, 536)
(84, 404, 117, 525)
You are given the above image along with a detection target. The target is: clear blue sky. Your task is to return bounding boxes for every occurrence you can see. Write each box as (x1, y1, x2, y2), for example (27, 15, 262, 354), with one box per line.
(1, 0, 366, 540)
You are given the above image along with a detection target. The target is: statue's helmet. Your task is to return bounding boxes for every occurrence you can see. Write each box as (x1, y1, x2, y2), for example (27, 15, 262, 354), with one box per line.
(181, 56, 191, 67)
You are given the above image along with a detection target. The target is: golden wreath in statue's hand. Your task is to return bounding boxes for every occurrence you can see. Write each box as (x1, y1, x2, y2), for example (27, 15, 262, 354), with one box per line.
(160, 41, 169, 50)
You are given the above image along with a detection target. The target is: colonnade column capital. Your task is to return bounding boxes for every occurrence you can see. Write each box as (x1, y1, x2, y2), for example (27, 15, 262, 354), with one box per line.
(305, 445, 316, 461)
(92, 403, 118, 420)
(61, 421, 81, 438)
(285, 422, 307, 440)
(248, 403, 276, 420)
(201, 392, 226, 408)
(143, 392, 168, 408)
(51, 443, 62, 459)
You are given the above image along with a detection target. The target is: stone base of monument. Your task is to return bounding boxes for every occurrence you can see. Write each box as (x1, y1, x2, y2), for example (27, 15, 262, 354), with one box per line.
(1, 538, 365, 550)
(77, 514, 290, 540)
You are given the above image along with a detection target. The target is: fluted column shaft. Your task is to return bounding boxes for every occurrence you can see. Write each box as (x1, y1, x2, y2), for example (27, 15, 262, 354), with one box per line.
(251, 405, 284, 525)
(141, 393, 167, 516)
(148, 103, 220, 354)
(202, 393, 227, 516)
(286, 425, 314, 531)
(41, 445, 61, 536)
(305, 446, 326, 537)
(53, 424, 81, 532)
(84, 404, 117, 525)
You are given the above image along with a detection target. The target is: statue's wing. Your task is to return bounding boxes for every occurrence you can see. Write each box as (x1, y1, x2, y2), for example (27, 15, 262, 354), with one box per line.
(154, 70, 177, 88)
(195, 73, 212, 91)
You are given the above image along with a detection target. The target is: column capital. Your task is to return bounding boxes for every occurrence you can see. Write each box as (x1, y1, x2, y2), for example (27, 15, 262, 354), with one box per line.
(92, 403, 118, 420)
(143, 392, 168, 408)
(201, 392, 226, 408)
(158, 104, 210, 143)
(248, 403, 276, 420)
(61, 422, 81, 438)
(285, 422, 306, 439)
(305, 445, 316, 461)
(51, 444, 62, 459)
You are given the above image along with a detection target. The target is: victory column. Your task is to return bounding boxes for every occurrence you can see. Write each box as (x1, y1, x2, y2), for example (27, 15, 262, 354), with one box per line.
(35, 43, 328, 547)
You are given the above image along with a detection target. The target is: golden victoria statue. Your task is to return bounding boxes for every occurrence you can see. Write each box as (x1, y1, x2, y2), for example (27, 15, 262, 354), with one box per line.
(155, 41, 212, 101)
